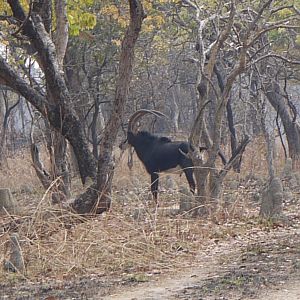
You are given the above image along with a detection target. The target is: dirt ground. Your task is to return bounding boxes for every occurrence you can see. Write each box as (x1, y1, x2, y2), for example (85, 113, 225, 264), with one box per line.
(1, 214, 299, 300)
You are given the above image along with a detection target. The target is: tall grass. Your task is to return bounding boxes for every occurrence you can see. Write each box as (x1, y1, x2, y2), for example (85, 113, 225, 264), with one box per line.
(0, 137, 286, 282)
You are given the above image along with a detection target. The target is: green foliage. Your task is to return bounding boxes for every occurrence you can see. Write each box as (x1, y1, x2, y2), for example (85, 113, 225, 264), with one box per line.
(0, 0, 29, 13)
(0, 1, 9, 12)
(68, 11, 97, 36)
(67, 0, 97, 36)
(0, 0, 97, 37)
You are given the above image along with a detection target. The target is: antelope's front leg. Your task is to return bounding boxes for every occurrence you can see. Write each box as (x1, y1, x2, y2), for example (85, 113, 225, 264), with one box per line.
(150, 173, 159, 204)
(180, 161, 196, 194)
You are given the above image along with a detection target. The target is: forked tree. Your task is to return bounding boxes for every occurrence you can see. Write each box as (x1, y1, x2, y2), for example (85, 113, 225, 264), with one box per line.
(0, 0, 145, 214)
(181, 0, 299, 215)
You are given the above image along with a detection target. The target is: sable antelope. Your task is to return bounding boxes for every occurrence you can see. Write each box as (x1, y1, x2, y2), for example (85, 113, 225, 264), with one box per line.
(120, 110, 196, 202)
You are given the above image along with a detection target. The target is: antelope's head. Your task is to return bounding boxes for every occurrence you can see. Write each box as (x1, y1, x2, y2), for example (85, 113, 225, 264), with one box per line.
(119, 109, 166, 150)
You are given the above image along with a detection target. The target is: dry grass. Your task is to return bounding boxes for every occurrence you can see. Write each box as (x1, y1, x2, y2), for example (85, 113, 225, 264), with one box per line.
(0, 200, 218, 282)
(0, 150, 41, 191)
(0, 137, 288, 284)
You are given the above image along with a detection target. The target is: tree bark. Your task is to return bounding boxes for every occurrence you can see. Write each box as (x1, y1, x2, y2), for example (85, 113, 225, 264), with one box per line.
(47, 0, 71, 200)
(259, 177, 283, 219)
(53, 0, 68, 68)
(170, 86, 180, 133)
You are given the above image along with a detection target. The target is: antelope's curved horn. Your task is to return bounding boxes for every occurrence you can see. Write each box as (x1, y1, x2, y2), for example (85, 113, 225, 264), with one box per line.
(127, 109, 167, 134)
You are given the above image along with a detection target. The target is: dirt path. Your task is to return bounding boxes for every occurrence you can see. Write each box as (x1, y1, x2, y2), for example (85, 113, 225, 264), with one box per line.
(255, 280, 300, 300)
(103, 278, 300, 300)
(101, 225, 300, 300)
(101, 242, 237, 300)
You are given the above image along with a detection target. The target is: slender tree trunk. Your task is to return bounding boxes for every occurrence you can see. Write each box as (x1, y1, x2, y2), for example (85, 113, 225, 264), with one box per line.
(0, 92, 20, 167)
(259, 91, 284, 219)
(170, 87, 180, 133)
(187, 4, 238, 215)
(48, 0, 70, 201)
(214, 65, 240, 171)
(53, 0, 68, 68)
(70, 0, 145, 214)
(265, 81, 300, 169)
(260, 96, 276, 180)
(51, 131, 71, 201)
(259, 177, 284, 219)
(90, 89, 101, 160)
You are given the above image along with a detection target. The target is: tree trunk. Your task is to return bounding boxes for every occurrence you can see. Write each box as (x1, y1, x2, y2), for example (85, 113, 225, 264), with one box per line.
(50, 131, 71, 201)
(0, 92, 20, 167)
(260, 94, 276, 180)
(70, 0, 145, 214)
(259, 177, 283, 219)
(259, 93, 283, 219)
(90, 90, 101, 160)
(30, 118, 71, 203)
(30, 142, 51, 190)
(53, 0, 68, 68)
(170, 86, 180, 133)
(188, 4, 238, 216)
(214, 65, 240, 172)
(264, 80, 300, 169)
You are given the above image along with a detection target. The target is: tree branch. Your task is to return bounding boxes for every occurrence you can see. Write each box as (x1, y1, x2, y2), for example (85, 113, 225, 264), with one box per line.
(250, 53, 300, 66)
(0, 56, 48, 115)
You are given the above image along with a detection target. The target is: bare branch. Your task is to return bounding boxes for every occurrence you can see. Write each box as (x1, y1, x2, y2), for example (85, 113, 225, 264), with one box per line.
(219, 136, 251, 177)
(248, 0, 273, 33)
(270, 4, 294, 15)
(265, 16, 300, 28)
(181, 0, 199, 10)
(294, 5, 300, 15)
(250, 53, 300, 66)
(206, 1, 236, 77)
(248, 22, 300, 48)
